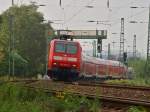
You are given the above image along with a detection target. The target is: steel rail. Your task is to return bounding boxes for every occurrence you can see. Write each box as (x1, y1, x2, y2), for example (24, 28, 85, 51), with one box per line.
(2, 79, 150, 90)
(25, 85, 150, 107)
(3, 79, 150, 107)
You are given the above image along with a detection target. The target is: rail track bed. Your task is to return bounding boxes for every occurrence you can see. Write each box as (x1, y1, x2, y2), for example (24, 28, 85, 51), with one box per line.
(24, 80, 150, 105)
(9, 79, 150, 111)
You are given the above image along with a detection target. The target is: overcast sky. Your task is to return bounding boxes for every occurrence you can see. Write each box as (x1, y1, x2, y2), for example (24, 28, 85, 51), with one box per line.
(1, 0, 150, 57)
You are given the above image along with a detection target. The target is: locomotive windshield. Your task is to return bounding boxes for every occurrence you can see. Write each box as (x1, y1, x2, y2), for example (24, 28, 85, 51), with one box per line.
(66, 44, 77, 54)
(55, 43, 65, 53)
(55, 42, 77, 54)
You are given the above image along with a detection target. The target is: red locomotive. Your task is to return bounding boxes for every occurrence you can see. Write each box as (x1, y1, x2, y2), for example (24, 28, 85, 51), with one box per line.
(47, 39, 131, 81)
(47, 39, 82, 80)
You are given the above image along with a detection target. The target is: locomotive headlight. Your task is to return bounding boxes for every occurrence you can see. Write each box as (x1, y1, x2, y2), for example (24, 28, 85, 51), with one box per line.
(72, 65, 76, 67)
(53, 56, 63, 60)
(68, 58, 77, 62)
(53, 63, 57, 65)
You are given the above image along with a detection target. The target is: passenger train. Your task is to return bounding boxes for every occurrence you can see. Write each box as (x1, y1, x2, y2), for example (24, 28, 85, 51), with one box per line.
(47, 39, 132, 81)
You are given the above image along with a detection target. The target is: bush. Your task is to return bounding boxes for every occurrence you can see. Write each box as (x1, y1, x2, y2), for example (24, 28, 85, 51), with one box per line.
(128, 106, 147, 112)
(128, 58, 149, 78)
(0, 83, 101, 112)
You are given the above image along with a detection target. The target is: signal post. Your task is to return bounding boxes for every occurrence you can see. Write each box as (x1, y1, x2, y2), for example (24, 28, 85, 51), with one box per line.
(57, 30, 107, 58)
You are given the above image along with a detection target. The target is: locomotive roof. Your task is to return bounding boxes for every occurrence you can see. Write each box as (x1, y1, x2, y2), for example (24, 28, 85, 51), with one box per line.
(52, 39, 80, 44)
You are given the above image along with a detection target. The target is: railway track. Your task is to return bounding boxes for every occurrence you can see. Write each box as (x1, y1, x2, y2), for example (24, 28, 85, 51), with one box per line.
(0, 79, 38, 85)
(23, 80, 150, 107)
(3, 79, 150, 111)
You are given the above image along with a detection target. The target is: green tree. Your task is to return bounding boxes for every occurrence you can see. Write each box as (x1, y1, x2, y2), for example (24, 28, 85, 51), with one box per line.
(0, 5, 53, 76)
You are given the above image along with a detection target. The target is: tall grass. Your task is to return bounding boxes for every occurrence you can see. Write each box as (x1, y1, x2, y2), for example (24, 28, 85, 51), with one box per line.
(128, 58, 147, 78)
(128, 106, 147, 112)
(128, 58, 150, 85)
(0, 83, 101, 112)
(0, 83, 43, 112)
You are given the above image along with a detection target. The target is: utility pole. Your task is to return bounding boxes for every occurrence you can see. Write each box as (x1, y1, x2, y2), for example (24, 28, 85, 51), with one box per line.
(146, 5, 150, 74)
(133, 34, 136, 58)
(92, 40, 96, 57)
(108, 43, 110, 59)
(12, 0, 15, 78)
(119, 18, 125, 62)
(112, 41, 116, 55)
(59, 0, 62, 7)
(45, 21, 50, 76)
(147, 6, 150, 61)
(8, 0, 14, 80)
(8, 15, 12, 79)
(12, 0, 14, 5)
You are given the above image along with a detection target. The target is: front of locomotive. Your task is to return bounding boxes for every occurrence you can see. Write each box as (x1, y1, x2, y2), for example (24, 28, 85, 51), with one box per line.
(48, 39, 82, 81)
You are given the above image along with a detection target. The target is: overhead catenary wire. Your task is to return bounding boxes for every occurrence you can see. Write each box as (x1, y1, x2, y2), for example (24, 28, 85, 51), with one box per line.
(64, 0, 74, 7)
(45, 0, 148, 29)
(65, 0, 95, 24)
(110, 8, 148, 27)
(108, 1, 136, 15)
(106, 0, 149, 28)
(74, 5, 148, 32)
(59, 1, 148, 30)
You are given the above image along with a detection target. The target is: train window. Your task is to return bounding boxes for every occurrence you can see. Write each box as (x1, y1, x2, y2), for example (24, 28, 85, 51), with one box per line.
(55, 43, 65, 53)
(66, 44, 77, 54)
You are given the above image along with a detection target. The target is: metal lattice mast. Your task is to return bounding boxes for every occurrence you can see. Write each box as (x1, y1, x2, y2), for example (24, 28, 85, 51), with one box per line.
(147, 6, 150, 61)
(119, 18, 124, 61)
(133, 34, 136, 58)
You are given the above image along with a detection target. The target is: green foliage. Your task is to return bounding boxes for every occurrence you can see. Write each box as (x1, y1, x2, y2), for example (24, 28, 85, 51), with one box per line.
(0, 54, 9, 75)
(0, 5, 54, 76)
(128, 58, 147, 78)
(10, 51, 28, 64)
(128, 106, 147, 112)
(89, 98, 101, 112)
(128, 58, 150, 85)
(0, 84, 42, 112)
(106, 79, 150, 86)
(0, 83, 101, 112)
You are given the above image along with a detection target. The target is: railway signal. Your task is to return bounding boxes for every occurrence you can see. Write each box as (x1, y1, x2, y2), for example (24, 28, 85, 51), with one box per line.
(123, 52, 127, 65)
(133, 35, 136, 58)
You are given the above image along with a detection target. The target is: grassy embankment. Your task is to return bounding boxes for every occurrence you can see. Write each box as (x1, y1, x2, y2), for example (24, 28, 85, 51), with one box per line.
(0, 83, 101, 112)
(0, 82, 148, 112)
(106, 59, 149, 112)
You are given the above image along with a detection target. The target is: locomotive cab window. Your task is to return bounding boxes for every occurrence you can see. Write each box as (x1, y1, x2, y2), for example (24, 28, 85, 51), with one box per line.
(55, 42, 78, 54)
(66, 44, 77, 54)
(55, 42, 65, 53)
